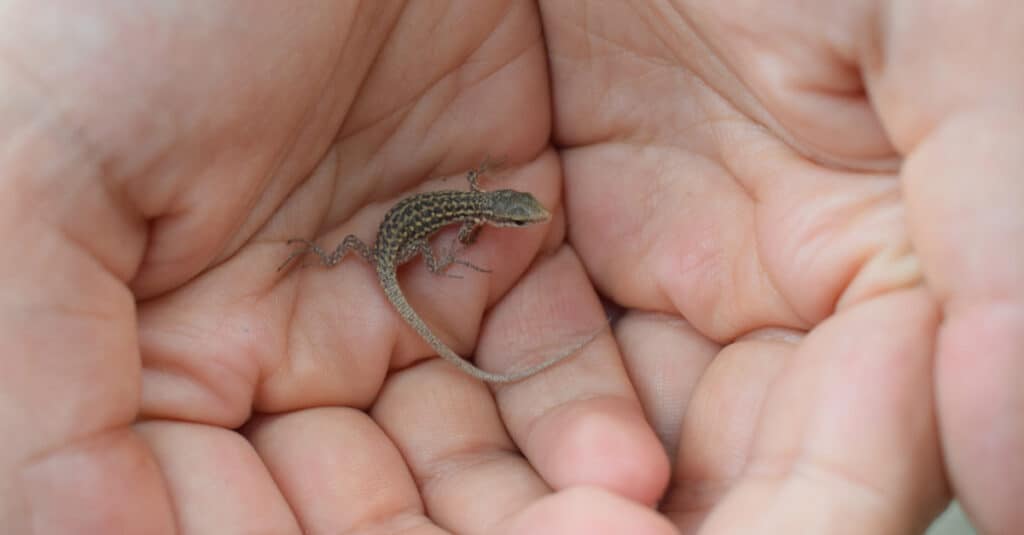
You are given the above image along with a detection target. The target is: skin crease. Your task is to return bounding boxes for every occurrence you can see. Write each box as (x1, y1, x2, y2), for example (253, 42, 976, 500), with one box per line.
(0, 1, 1020, 534)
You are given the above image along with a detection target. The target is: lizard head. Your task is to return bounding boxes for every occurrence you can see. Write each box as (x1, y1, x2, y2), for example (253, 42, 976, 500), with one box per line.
(484, 189, 552, 227)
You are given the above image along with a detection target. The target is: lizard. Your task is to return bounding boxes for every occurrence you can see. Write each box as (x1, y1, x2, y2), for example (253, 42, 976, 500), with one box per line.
(279, 159, 596, 383)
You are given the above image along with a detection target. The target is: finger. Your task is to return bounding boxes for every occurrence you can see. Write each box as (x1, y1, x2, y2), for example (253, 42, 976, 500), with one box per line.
(246, 408, 426, 534)
(371, 247, 667, 532)
(498, 486, 677, 535)
(870, 4, 1024, 531)
(900, 112, 1024, 534)
(372, 363, 545, 533)
(614, 311, 719, 456)
(480, 247, 669, 504)
(698, 290, 947, 533)
(138, 422, 299, 533)
(661, 331, 793, 530)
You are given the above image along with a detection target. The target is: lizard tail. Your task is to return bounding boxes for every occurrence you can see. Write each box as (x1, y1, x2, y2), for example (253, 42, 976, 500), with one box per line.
(379, 270, 593, 383)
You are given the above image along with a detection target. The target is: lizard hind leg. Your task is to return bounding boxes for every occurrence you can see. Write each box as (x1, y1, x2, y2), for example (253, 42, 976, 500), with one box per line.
(278, 238, 322, 271)
(278, 234, 373, 271)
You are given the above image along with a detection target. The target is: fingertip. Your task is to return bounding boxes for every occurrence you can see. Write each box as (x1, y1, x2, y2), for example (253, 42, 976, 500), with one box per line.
(936, 302, 1024, 532)
(478, 248, 669, 503)
(527, 397, 671, 506)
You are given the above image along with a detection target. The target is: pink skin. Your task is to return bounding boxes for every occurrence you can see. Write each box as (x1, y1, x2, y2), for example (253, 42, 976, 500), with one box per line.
(1, 1, 1019, 533)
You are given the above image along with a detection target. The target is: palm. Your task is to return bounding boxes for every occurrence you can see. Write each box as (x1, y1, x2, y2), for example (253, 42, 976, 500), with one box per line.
(131, 3, 626, 534)
(544, 4, 950, 531)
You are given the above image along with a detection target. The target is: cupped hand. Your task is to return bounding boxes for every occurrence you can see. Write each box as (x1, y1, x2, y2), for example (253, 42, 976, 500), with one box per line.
(546, 1, 1021, 533)
(2, 2, 666, 533)
(3, 1, 1021, 534)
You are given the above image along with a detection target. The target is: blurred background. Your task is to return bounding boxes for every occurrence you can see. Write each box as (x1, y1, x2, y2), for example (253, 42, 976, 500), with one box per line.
(928, 503, 974, 535)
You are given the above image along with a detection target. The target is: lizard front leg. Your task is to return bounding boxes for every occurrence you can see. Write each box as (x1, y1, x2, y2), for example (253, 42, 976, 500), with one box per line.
(417, 238, 490, 278)
(457, 220, 484, 245)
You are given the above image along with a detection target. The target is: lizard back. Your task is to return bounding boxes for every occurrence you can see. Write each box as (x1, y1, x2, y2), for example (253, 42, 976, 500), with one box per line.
(373, 189, 488, 269)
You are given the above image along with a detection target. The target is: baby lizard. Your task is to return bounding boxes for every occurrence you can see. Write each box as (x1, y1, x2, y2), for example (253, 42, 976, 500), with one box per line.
(279, 160, 592, 383)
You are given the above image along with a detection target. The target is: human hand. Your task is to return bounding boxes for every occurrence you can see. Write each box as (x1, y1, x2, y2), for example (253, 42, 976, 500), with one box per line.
(1, 2, 667, 534)
(546, 1, 1022, 533)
